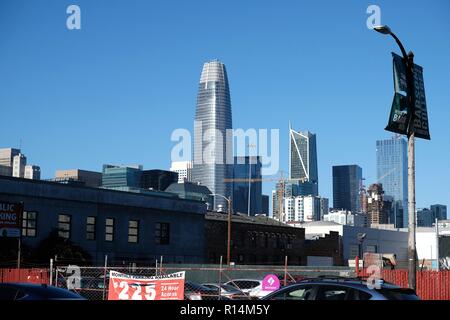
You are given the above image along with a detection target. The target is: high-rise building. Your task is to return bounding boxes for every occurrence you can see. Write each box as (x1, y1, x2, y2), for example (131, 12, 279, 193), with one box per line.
(55, 169, 102, 187)
(24, 165, 40, 180)
(319, 197, 329, 220)
(170, 161, 193, 183)
(192, 60, 233, 211)
(289, 125, 318, 196)
(431, 204, 447, 221)
(283, 195, 321, 223)
(12, 153, 27, 178)
(261, 195, 269, 216)
(101, 164, 143, 190)
(376, 136, 408, 227)
(141, 170, 178, 191)
(232, 156, 262, 216)
(332, 165, 363, 213)
(272, 182, 300, 220)
(417, 208, 433, 227)
(366, 183, 391, 226)
(0, 148, 20, 168)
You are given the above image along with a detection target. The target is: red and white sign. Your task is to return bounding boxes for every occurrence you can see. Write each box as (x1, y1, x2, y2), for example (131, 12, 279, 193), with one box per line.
(107, 271, 185, 300)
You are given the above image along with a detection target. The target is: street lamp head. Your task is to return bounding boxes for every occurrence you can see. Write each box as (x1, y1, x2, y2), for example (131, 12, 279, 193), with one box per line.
(373, 25, 392, 35)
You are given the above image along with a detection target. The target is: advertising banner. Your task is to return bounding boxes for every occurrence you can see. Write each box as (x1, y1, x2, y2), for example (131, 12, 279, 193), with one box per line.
(107, 271, 185, 300)
(386, 53, 430, 140)
(0, 202, 23, 237)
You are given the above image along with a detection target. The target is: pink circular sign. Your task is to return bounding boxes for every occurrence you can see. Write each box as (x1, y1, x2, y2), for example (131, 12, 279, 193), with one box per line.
(262, 274, 280, 291)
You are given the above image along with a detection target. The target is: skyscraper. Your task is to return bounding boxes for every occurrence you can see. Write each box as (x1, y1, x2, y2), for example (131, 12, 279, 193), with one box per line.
(13, 153, 27, 178)
(332, 165, 363, 213)
(192, 60, 232, 211)
(232, 156, 262, 216)
(289, 125, 318, 196)
(170, 161, 193, 183)
(24, 165, 40, 180)
(376, 136, 408, 227)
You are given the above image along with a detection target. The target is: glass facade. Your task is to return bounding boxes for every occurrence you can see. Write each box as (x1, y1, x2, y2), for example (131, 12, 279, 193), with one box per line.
(376, 136, 408, 227)
(232, 156, 262, 215)
(289, 127, 318, 196)
(332, 165, 363, 213)
(192, 60, 233, 210)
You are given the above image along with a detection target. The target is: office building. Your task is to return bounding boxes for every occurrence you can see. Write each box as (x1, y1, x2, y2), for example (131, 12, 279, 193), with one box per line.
(417, 208, 433, 227)
(55, 169, 102, 188)
(289, 125, 318, 196)
(141, 170, 178, 191)
(12, 153, 27, 178)
(332, 165, 363, 213)
(232, 156, 262, 216)
(0, 175, 206, 265)
(431, 204, 447, 221)
(0, 148, 20, 168)
(376, 136, 408, 227)
(192, 60, 233, 211)
(261, 195, 269, 215)
(24, 165, 40, 180)
(101, 164, 143, 190)
(170, 161, 193, 183)
(283, 195, 321, 223)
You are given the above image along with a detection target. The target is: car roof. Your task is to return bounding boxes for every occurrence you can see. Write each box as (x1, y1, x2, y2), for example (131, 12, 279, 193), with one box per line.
(1, 283, 85, 299)
(226, 279, 262, 282)
(291, 277, 401, 289)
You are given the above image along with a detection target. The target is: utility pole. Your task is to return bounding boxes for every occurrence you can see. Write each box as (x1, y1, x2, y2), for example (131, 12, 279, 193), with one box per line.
(406, 51, 417, 291)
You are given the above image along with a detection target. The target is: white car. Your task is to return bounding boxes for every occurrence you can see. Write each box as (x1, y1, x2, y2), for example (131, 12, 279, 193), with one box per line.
(224, 279, 272, 298)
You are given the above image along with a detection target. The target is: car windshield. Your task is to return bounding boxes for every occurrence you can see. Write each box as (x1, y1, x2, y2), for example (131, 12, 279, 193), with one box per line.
(221, 284, 242, 292)
(377, 288, 420, 300)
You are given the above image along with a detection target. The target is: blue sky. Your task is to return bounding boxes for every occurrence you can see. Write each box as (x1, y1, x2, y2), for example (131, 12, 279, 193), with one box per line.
(0, 0, 449, 211)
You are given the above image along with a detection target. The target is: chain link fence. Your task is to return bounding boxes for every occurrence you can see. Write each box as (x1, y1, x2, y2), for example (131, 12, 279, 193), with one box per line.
(53, 263, 355, 300)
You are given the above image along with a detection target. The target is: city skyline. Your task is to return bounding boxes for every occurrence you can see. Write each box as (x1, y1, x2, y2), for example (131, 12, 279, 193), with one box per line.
(0, 1, 449, 210)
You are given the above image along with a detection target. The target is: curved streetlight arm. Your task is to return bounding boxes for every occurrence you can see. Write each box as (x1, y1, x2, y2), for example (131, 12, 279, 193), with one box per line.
(389, 32, 408, 60)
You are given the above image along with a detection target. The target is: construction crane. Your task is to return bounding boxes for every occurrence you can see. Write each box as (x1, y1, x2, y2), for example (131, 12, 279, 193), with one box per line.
(223, 171, 307, 223)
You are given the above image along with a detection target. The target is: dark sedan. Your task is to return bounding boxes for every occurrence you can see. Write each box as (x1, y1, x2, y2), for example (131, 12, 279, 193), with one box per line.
(0, 283, 86, 300)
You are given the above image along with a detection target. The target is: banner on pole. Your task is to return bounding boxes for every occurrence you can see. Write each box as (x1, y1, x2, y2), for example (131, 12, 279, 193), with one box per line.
(385, 53, 430, 140)
(107, 270, 185, 300)
(0, 202, 23, 238)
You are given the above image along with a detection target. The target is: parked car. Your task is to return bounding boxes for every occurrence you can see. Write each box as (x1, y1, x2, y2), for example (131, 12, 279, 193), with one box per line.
(184, 281, 230, 300)
(201, 283, 248, 299)
(261, 276, 420, 300)
(0, 283, 86, 300)
(224, 279, 272, 298)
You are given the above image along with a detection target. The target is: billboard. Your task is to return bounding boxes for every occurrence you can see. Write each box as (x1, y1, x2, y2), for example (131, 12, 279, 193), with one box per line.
(0, 202, 23, 238)
(386, 53, 430, 140)
(107, 271, 185, 300)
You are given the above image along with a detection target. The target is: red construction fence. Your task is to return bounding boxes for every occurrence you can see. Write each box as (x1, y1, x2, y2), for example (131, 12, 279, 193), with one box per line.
(358, 269, 450, 300)
(1, 267, 450, 300)
(0, 268, 49, 285)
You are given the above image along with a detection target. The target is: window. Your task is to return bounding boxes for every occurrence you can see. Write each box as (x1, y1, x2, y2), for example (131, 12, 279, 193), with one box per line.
(155, 222, 170, 245)
(270, 286, 314, 300)
(105, 218, 114, 242)
(58, 214, 71, 239)
(22, 211, 37, 237)
(86, 217, 96, 240)
(128, 220, 139, 243)
(316, 285, 351, 300)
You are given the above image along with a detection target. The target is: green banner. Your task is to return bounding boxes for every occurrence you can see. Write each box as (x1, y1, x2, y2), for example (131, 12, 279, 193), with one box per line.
(385, 53, 430, 140)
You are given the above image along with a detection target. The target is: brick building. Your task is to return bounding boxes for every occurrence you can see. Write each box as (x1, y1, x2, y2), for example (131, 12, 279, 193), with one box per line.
(205, 212, 305, 265)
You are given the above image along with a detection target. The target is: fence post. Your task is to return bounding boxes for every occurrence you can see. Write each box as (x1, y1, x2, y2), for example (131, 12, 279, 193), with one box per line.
(355, 256, 360, 276)
(160, 255, 163, 275)
(49, 259, 53, 286)
(102, 255, 108, 301)
(284, 256, 288, 286)
(218, 256, 223, 300)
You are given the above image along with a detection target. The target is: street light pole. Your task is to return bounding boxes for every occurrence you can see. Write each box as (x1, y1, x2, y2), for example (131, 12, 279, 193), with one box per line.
(211, 193, 233, 265)
(374, 25, 417, 290)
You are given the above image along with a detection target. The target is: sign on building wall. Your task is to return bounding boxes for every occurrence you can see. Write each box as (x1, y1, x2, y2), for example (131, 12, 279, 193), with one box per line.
(107, 271, 185, 300)
(0, 201, 23, 237)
